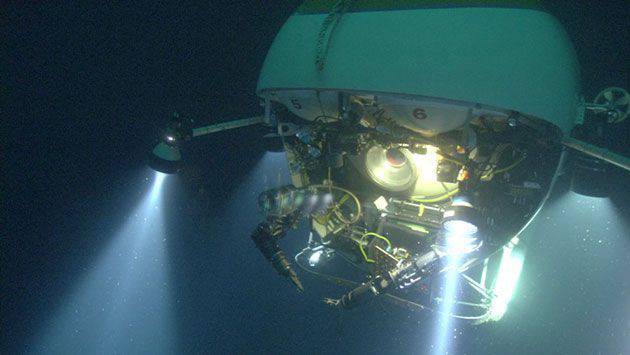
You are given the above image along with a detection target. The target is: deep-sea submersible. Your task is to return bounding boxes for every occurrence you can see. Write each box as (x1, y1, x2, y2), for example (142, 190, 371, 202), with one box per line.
(149, 1, 629, 323)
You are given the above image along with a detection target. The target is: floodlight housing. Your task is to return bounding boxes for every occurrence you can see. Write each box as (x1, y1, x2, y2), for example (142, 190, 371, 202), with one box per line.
(148, 142, 182, 174)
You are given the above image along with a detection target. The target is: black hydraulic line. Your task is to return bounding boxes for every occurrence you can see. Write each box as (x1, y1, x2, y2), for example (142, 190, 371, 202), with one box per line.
(324, 281, 377, 309)
(338, 282, 376, 308)
(324, 274, 394, 309)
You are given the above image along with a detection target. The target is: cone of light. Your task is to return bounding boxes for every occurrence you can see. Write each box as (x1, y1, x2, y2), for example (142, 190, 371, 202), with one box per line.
(33, 171, 175, 354)
(432, 229, 473, 354)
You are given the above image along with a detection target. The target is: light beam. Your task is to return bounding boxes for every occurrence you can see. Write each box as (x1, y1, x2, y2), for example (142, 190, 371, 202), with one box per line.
(33, 170, 175, 354)
(432, 252, 462, 355)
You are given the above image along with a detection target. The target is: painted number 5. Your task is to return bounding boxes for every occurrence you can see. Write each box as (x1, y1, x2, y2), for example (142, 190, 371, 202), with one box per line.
(412, 108, 427, 120)
(290, 99, 302, 110)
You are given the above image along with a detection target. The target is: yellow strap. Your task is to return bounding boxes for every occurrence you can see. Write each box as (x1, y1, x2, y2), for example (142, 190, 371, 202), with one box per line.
(359, 232, 393, 263)
(411, 188, 459, 203)
(481, 156, 524, 180)
(336, 194, 350, 208)
(318, 193, 351, 223)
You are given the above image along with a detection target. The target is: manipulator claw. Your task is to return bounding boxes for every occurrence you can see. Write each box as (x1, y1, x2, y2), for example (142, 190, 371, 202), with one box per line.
(250, 221, 304, 292)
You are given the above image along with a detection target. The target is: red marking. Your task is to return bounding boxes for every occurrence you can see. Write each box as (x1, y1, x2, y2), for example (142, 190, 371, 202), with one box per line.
(385, 148, 406, 167)
(458, 169, 470, 181)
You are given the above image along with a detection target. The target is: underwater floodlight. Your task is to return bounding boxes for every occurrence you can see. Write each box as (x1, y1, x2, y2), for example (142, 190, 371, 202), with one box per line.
(442, 198, 478, 232)
(443, 220, 478, 236)
(432, 195, 481, 353)
(412, 146, 439, 182)
(440, 196, 482, 255)
(148, 142, 182, 174)
(570, 152, 610, 198)
(307, 246, 333, 268)
(488, 237, 525, 321)
(147, 115, 268, 175)
(308, 249, 323, 267)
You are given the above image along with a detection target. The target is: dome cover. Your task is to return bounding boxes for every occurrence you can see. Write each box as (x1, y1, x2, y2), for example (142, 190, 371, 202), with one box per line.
(258, 0, 580, 135)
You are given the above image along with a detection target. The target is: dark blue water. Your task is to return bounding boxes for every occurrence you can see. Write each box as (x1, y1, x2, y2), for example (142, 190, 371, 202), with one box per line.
(3, 1, 629, 354)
